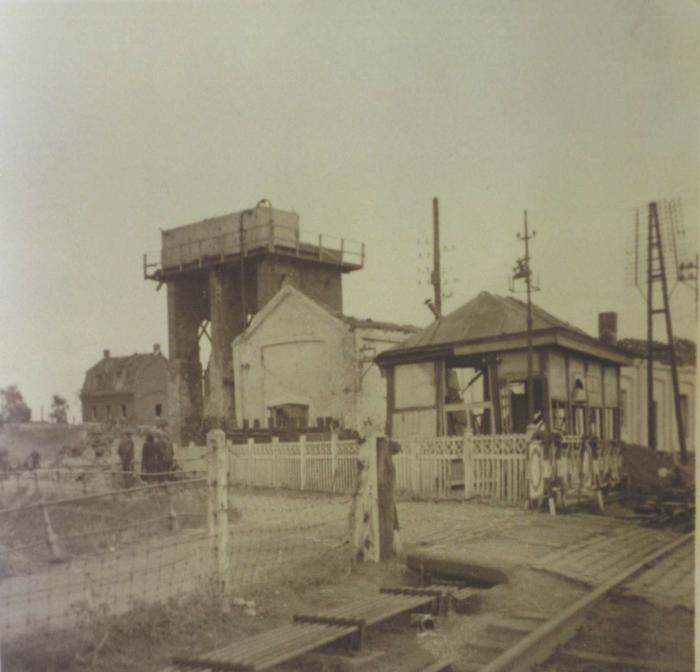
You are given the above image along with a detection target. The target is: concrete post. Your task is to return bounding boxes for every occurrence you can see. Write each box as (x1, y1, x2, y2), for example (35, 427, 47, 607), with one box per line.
(207, 430, 229, 603)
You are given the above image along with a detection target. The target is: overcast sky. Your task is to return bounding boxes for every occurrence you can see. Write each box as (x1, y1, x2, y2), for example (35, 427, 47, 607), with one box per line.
(0, 0, 698, 419)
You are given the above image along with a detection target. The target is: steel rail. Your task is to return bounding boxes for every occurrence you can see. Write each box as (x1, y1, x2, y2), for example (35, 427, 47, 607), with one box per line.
(480, 531, 694, 672)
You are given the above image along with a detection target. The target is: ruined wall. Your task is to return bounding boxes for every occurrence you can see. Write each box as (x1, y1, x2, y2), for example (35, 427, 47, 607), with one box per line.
(133, 357, 169, 425)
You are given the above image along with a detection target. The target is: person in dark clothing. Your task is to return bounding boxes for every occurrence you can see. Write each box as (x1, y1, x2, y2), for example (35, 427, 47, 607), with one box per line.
(141, 434, 160, 483)
(157, 435, 175, 481)
(117, 431, 135, 487)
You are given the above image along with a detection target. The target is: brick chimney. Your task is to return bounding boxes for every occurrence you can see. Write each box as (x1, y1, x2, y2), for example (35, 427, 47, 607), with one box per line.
(103, 349, 110, 359)
(153, 343, 161, 355)
(598, 312, 617, 345)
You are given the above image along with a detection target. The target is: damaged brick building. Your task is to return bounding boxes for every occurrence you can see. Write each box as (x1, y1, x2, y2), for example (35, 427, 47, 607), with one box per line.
(80, 345, 168, 425)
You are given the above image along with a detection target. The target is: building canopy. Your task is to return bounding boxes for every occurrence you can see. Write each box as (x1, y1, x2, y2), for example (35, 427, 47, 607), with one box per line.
(376, 291, 631, 367)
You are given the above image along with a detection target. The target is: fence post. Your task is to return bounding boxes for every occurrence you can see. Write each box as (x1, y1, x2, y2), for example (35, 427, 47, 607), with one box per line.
(226, 439, 235, 483)
(40, 501, 64, 562)
(271, 436, 278, 488)
(463, 433, 473, 499)
(330, 432, 338, 493)
(376, 437, 397, 561)
(168, 492, 180, 532)
(207, 429, 229, 604)
(299, 435, 307, 490)
(247, 437, 254, 486)
(350, 427, 381, 563)
(410, 438, 420, 496)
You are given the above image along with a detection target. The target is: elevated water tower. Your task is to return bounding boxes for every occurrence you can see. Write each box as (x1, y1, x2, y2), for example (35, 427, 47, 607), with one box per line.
(144, 200, 364, 443)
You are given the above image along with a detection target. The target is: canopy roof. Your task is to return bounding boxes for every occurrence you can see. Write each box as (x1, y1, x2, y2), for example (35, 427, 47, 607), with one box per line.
(376, 291, 631, 366)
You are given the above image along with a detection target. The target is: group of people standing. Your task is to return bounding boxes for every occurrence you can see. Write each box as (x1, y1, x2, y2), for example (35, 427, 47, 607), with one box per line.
(117, 430, 176, 486)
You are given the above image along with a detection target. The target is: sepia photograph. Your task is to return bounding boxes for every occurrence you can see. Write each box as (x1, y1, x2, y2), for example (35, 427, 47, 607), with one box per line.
(0, 1, 697, 671)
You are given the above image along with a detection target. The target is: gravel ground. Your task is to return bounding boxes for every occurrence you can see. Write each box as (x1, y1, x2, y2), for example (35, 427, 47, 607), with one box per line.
(3, 499, 693, 672)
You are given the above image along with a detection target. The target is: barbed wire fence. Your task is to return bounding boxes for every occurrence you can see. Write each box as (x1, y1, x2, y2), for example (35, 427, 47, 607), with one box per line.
(0, 431, 366, 646)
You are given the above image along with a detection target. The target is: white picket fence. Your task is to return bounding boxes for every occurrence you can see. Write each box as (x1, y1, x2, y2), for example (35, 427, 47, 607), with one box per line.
(228, 436, 361, 493)
(394, 434, 529, 503)
(175, 434, 529, 503)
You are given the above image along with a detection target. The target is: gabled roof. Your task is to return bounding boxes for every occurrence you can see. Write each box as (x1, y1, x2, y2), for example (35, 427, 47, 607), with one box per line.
(377, 291, 631, 366)
(81, 352, 167, 397)
(234, 284, 420, 345)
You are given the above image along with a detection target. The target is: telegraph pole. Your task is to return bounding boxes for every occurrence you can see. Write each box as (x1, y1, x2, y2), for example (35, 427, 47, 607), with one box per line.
(522, 212, 535, 422)
(432, 197, 443, 319)
(512, 212, 537, 422)
(646, 205, 654, 449)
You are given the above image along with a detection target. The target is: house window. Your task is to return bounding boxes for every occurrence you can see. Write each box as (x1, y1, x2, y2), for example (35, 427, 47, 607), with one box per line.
(155, 403, 162, 418)
(121, 404, 127, 418)
(620, 389, 627, 431)
(106, 405, 111, 418)
(92, 406, 97, 420)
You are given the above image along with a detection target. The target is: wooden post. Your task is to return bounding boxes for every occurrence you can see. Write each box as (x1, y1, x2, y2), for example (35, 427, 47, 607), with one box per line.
(367, 429, 381, 562)
(376, 437, 397, 561)
(247, 437, 254, 486)
(168, 493, 180, 532)
(462, 433, 472, 499)
(207, 433, 217, 539)
(271, 436, 278, 488)
(41, 501, 64, 562)
(410, 438, 420, 496)
(299, 434, 307, 490)
(330, 432, 338, 493)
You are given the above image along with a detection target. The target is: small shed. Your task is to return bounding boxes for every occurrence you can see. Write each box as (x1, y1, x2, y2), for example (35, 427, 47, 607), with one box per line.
(376, 292, 632, 439)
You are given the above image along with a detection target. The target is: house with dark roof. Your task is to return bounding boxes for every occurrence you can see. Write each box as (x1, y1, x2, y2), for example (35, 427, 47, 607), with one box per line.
(232, 284, 419, 431)
(80, 345, 169, 426)
(376, 291, 632, 439)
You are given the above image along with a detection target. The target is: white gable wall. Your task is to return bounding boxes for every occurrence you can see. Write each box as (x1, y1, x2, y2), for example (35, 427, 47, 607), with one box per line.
(233, 287, 417, 431)
(233, 289, 355, 427)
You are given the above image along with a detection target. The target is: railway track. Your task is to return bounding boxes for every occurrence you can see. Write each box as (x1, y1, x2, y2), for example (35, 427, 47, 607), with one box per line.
(451, 531, 694, 672)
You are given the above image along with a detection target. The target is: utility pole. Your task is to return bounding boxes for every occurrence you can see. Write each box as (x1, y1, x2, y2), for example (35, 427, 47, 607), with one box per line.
(645, 202, 687, 463)
(646, 205, 654, 450)
(432, 197, 442, 319)
(511, 211, 537, 423)
(678, 253, 698, 319)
